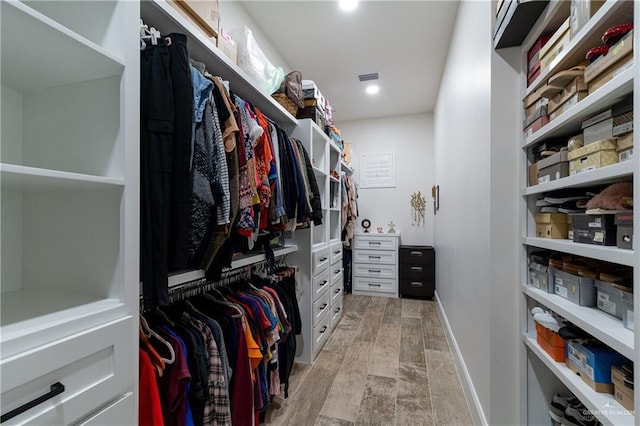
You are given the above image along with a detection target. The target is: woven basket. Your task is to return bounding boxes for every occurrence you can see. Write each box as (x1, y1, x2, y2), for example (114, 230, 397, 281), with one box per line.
(272, 93, 298, 116)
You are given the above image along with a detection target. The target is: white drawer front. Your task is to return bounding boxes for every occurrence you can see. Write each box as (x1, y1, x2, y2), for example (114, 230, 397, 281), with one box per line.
(353, 263, 396, 279)
(313, 268, 331, 301)
(354, 276, 396, 294)
(312, 311, 331, 355)
(312, 246, 331, 273)
(330, 242, 343, 265)
(331, 281, 343, 305)
(76, 392, 135, 426)
(0, 316, 134, 425)
(354, 249, 397, 265)
(331, 298, 343, 328)
(354, 235, 397, 251)
(313, 290, 332, 327)
(330, 265, 344, 286)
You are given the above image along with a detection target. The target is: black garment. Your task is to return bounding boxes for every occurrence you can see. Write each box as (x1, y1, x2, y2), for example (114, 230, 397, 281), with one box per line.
(294, 139, 323, 225)
(342, 247, 353, 293)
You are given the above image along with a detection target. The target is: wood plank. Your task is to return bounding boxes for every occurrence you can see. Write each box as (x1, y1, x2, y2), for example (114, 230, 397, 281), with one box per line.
(382, 297, 402, 325)
(396, 362, 435, 426)
(368, 323, 401, 378)
(354, 304, 384, 343)
(315, 415, 355, 426)
(355, 375, 397, 426)
(401, 298, 423, 318)
(368, 295, 388, 308)
(400, 317, 426, 365)
(420, 301, 450, 352)
(426, 349, 473, 425)
(344, 294, 372, 313)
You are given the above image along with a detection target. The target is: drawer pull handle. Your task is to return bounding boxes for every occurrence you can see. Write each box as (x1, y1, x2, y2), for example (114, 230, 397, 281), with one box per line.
(369, 255, 381, 259)
(369, 241, 381, 245)
(411, 266, 423, 271)
(411, 282, 423, 287)
(320, 257, 328, 262)
(411, 251, 423, 256)
(319, 280, 328, 286)
(335, 288, 341, 294)
(334, 269, 342, 275)
(320, 326, 328, 333)
(335, 307, 341, 313)
(369, 283, 381, 287)
(369, 269, 381, 273)
(334, 250, 341, 255)
(1, 382, 65, 423)
(320, 303, 328, 310)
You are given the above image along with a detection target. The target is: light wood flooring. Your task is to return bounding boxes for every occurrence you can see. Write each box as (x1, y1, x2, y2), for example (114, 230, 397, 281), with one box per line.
(263, 294, 474, 426)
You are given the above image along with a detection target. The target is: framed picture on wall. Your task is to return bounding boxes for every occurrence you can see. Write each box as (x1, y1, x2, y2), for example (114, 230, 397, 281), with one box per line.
(360, 152, 396, 188)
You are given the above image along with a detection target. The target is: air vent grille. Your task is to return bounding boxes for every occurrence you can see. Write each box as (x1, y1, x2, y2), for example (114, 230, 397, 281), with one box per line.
(357, 72, 379, 82)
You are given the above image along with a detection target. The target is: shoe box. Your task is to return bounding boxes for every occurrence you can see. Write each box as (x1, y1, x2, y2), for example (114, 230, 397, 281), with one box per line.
(535, 322, 566, 362)
(585, 30, 634, 94)
(536, 213, 569, 239)
(568, 138, 618, 175)
(537, 151, 569, 183)
(528, 261, 554, 293)
(540, 17, 571, 72)
(553, 269, 596, 307)
(571, 213, 617, 246)
(565, 341, 628, 393)
(595, 279, 633, 320)
(615, 211, 633, 250)
(611, 365, 634, 411)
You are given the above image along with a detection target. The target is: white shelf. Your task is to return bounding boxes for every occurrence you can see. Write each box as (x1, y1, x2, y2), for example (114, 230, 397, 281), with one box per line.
(1, 0, 124, 92)
(523, 66, 635, 148)
(523, 161, 634, 195)
(329, 140, 342, 153)
(329, 175, 340, 183)
(1, 164, 125, 191)
(167, 245, 298, 289)
(313, 166, 327, 176)
(523, 336, 635, 426)
(340, 161, 354, 175)
(523, 0, 634, 98)
(329, 207, 341, 212)
(140, 0, 296, 127)
(523, 237, 635, 266)
(524, 285, 634, 359)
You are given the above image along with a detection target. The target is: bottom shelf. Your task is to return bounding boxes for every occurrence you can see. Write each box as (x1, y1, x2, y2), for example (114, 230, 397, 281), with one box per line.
(523, 335, 635, 426)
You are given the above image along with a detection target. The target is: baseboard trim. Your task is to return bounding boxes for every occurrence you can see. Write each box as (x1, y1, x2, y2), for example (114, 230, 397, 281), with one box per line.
(435, 291, 488, 426)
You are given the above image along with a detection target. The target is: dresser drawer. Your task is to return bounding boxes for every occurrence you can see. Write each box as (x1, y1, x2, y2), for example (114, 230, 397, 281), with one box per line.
(76, 392, 135, 425)
(313, 268, 331, 301)
(354, 276, 396, 294)
(399, 279, 435, 299)
(330, 241, 343, 265)
(0, 316, 134, 425)
(399, 246, 434, 266)
(312, 290, 332, 327)
(399, 264, 432, 281)
(354, 249, 397, 265)
(312, 246, 331, 273)
(330, 281, 343, 305)
(354, 235, 397, 251)
(312, 310, 331, 355)
(330, 265, 344, 286)
(354, 262, 396, 279)
(331, 297, 343, 328)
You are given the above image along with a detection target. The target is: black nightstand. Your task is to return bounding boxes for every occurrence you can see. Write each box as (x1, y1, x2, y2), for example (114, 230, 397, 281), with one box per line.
(399, 245, 435, 299)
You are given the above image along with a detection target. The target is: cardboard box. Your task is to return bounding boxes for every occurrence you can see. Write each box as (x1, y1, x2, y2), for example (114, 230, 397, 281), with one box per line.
(540, 18, 571, 71)
(554, 269, 596, 306)
(216, 28, 237, 63)
(536, 213, 568, 239)
(528, 35, 551, 86)
(523, 102, 548, 129)
(585, 30, 634, 83)
(617, 131, 634, 151)
(524, 115, 549, 139)
(523, 84, 549, 110)
(571, 212, 617, 246)
(588, 53, 634, 94)
(174, 0, 220, 37)
(621, 291, 634, 331)
(548, 76, 588, 113)
(571, 0, 605, 38)
(565, 341, 628, 393)
(525, 97, 548, 120)
(568, 138, 617, 175)
(529, 261, 554, 293)
(595, 279, 633, 319)
(538, 151, 569, 183)
(296, 106, 325, 128)
(549, 92, 588, 121)
(619, 147, 633, 162)
(611, 365, 634, 411)
(581, 109, 614, 144)
(536, 322, 566, 362)
(615, 211, 633, 250)
(528, 163, 538, 186)
(613, 110, 633, 137)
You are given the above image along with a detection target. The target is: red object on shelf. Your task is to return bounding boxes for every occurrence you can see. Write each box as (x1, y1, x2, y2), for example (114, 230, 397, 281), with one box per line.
(585, 45, 609, 62)
(602, 23, 634, 45)
(536, 323, 566, 362)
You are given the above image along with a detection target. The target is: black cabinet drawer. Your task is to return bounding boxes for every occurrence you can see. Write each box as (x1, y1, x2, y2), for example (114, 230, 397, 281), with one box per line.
(399, 264, 430, 281)
(399, 279, 434, 298)
(399, 246, 434, 266)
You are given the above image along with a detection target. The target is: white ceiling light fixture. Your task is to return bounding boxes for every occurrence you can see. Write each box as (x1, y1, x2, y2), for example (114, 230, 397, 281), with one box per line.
(366, 85, 380, 95)
(339, 0, 359, 12)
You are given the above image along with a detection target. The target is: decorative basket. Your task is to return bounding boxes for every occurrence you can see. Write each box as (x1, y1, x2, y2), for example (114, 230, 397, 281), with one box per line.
(272, 93, 298, 116)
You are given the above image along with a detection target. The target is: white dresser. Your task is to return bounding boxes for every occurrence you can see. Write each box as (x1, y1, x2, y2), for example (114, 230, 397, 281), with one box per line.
(353, 233, 400, 298)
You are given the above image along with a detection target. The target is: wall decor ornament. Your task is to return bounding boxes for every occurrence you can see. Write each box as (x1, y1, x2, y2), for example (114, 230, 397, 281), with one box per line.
(410, 191, 426, 227)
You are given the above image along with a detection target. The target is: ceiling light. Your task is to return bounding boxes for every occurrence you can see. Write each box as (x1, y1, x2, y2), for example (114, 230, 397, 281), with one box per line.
(366, 85, 379, 95)
(339, 0, 359, 12)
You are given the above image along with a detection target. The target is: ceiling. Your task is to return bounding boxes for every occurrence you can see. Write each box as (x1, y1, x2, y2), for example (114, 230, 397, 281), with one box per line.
(238, 1, 460, 123)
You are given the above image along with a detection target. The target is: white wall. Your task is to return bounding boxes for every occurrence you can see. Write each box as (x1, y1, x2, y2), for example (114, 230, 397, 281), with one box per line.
(337, 113, 434, 246)
(434, 1, 492, 423)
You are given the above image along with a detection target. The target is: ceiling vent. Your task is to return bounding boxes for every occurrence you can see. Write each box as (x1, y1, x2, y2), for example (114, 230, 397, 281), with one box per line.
(357, 72, 379, 82)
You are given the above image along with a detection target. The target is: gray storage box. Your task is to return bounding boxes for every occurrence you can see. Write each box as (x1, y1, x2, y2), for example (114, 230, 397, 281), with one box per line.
(528, 261, 554, 293)
(595, 280, 632, 320)
(621, 290, 634, 331)
(554, 269, 596, 306)
(537, 151, 569, 183)
(615, 211, 633, 250)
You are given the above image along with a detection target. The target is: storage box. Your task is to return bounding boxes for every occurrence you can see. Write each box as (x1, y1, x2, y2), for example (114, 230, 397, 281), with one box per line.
(582, 109, 614, 144)
(549, 92, 588, 121)
(528, 163, 538, 186)
(216, 28, 236, 63)
(297, 105, 325, 128)
(548, 76, 588, 113)
(613, 110, 633, 137)
(528, 35, 551, 86)
(595, 279, 633, 319)
(536, 213, 568, 239)
(615, 211, 633, 250)
(524, 115, 549, 139)
(538, 151, 569, 183)
(536, 322, 566, 362)
(565, 341, 628, 393)
(611, 365, 634, 411)
(554, 269, 596, 306)
(585, 30, 634, 83)
(621, 291, 634, 331)
(570, 0, 605, 38)
(568, 138, 618, 175)
(529, 261, 554, 293)
(173, 0, 220, 37)
(571, 212, 617, 246)
(587, 53, 634, 94)
(540, 18, 571, 71)
(523, 101, 549, 129)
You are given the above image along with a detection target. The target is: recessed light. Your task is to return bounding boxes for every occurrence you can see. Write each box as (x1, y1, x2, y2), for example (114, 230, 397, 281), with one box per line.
(339, 0, 359, 12)
(366, 85, 379, 95)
